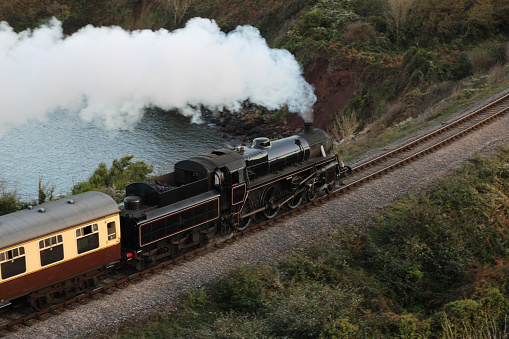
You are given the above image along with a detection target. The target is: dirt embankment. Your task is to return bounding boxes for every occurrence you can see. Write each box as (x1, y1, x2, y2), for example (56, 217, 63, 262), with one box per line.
(205, 58, 358, 142)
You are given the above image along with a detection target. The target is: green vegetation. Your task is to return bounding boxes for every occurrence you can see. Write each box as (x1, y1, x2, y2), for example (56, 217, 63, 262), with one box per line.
(119, 147, 509, 338)
(0, 180, 23, 216)
(71, 155, 153, 202)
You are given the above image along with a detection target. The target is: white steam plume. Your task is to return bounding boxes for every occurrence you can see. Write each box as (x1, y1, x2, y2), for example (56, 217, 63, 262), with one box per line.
(0, 17, 316, 134)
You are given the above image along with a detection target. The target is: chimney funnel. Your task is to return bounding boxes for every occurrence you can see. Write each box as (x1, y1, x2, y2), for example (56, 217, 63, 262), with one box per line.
(304, 121, 314, 134)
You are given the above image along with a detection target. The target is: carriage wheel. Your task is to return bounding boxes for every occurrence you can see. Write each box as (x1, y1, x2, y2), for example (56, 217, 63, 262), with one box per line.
(237, 198, 254, 231)
(29, 294, 53, 311)
(262, 185, 281, 219)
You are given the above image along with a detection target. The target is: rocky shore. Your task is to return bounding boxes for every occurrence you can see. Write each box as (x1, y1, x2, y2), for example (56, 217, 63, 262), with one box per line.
(201, 104, 306, 144)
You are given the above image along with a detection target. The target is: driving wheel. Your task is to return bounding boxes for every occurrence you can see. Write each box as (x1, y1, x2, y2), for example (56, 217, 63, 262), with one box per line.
(261, 185, 281, 219)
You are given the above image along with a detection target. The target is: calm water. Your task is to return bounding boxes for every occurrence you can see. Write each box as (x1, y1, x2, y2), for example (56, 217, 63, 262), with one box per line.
(0, 109, 231, 201)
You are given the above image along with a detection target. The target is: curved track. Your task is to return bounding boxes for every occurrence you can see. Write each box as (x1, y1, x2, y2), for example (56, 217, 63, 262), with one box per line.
(1, 92, 508, 334)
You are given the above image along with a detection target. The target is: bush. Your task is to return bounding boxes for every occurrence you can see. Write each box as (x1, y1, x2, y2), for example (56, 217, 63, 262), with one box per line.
(0, 180, 21, 216)
(320, 317, 360, 339)
(281, 249, 344, 284)
(71, 155, 153, 201)
(192, 312, 268, 338)
(209, 265, 280, 313)
(343, 21, 376, 44)
(360, 151, 509, 309)
(469, 41, 507, 74)
(184, 287, 208, 310)
(266, 283, 363, 338)
(279, 232, 367, 286)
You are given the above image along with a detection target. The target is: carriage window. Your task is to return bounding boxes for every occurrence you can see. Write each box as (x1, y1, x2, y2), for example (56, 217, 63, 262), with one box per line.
(107, 221, 116, 240)
(39, 235, 64, 266)
(76, 223, 99, 254)
(0, 246, 26, 280)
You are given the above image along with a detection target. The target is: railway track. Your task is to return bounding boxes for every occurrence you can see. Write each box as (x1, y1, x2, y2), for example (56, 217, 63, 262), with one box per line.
(1, 91, 508, 335)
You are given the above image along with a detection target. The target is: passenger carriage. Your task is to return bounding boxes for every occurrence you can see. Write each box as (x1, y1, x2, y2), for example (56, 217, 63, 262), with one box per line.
(0, 191, 121, 309)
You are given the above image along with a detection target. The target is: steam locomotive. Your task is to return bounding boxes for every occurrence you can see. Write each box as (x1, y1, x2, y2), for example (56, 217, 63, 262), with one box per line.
(0, 122, 349, 308)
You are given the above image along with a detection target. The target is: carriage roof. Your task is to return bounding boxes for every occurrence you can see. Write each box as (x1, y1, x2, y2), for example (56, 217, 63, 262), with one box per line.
(0, 191, 119, 250)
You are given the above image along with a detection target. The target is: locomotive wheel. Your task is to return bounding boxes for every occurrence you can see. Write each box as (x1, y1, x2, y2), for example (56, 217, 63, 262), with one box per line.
(286, 189, 304, 209)
(307, 183, 318, 201)
(262, 185, 281, 219)
(237, 198, 254, 231)
(325, 182, 336, 194)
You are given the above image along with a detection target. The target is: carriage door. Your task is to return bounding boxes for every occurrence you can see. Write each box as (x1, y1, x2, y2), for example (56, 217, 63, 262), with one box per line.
(231, 169, 246, 207)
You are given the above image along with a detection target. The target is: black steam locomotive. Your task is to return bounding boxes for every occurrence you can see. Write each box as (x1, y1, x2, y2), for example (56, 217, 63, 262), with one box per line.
(0, 122, 349, 308)
(120, 122, 350, 268)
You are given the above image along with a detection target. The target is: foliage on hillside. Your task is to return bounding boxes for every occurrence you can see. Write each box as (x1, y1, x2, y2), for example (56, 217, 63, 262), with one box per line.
(121, 147, 509, 338)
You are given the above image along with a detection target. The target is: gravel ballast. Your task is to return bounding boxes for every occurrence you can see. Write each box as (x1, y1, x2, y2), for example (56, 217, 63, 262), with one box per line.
(5, 95, 509, 338)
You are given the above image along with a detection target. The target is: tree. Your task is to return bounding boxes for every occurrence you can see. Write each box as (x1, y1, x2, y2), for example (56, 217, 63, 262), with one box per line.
(384, 0, 415, 45)
(161, 0, 196, 28)
(467, 0, 496, 40)
(410, 0, 468, 45)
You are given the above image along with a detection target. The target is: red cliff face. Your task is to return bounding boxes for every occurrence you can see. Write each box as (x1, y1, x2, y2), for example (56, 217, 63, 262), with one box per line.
(286, 58, 358, 131)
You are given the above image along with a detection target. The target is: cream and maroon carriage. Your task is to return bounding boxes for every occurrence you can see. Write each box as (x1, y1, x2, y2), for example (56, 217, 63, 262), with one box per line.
(0, 191, 121, 309)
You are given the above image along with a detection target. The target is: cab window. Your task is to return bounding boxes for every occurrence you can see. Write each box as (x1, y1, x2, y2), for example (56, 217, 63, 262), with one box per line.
(231, 170, 245, 185)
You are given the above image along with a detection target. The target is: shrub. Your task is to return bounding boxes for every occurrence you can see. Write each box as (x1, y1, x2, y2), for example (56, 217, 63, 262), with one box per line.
(362, 197, 471, 308)
(184, 287, 207, 310)
(0, 180, 21, 216)
(71, 155, 153, 201)
(192, 312, 268, 338)
(320, 317, 360, 339)
(469, 41, 507, 74)
(266, 283, 363, 338)
(280, 239, 354, 284)
(343, 21, 376, 44)
(209, 265, 280, 313)
(300, 9, 331, 36)
(361, 151, 509, 309)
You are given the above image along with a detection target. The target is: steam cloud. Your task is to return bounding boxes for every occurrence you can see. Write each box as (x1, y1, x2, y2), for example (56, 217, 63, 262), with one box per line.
(0, 17, 316, 134)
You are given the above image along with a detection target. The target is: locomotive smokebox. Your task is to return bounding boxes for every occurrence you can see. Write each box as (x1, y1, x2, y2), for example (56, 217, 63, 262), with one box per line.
(304, 121, 314, 134)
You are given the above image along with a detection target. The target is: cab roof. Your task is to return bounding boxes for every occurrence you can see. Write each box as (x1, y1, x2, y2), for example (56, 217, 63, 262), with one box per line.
(175, 148, 245, 173)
